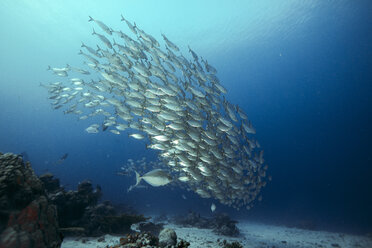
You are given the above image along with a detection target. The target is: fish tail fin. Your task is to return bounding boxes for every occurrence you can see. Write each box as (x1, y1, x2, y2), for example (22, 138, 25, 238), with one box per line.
(112, 38, 117, 46)
(81, 42, 85, 48)
(88, 16, 93, 22)
(47, 65, 51, 71)
(78, 50, 83, 55)
(128, 171, 141, 192)
(134, 171, 141, 186)
(92, 28, 96, 35)
(120, 14, 125, 21)
(127, 185, 133, 192)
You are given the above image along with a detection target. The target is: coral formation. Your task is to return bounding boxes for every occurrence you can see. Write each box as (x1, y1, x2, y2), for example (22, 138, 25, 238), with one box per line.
(42, 173, 148, 236)
(42, 176, 102, 227)
(0, 152, 62, 248)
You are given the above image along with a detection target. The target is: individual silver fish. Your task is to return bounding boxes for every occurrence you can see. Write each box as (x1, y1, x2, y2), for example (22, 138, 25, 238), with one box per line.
(130, 169, 172, 191)
(120, 14, 137, 34)
(88, 16, 112, 35)
(211, 203, 216, 212)
(92, 28, 112, 49)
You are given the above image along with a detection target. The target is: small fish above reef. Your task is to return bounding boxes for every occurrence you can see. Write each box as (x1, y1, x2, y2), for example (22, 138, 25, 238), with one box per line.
(211, 203, 216, 212)
(116, 171, 130, 176)
(55, 153, 68, 165)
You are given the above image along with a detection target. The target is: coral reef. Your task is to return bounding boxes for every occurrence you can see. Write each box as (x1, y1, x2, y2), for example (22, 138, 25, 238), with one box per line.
(0, 152, 62, 248)
(42, 173, 148, 236)
(39, 173, 60, 192)
(42, 176, 102, 227)
(82, 211, 148, 236)
(172, 211, 240, 237)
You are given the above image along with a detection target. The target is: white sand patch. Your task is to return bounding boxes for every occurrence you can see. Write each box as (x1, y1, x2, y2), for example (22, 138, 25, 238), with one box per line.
(165, 221, 372, 248)
(61, 234, 121, 248)
(61, 221, 372, 248)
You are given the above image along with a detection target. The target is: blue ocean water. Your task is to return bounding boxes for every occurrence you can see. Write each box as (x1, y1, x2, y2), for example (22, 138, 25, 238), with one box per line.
(0, 0, 371, 234)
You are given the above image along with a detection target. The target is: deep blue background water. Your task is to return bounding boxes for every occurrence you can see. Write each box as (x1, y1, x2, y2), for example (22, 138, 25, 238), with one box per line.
(0, 0, 371, 234)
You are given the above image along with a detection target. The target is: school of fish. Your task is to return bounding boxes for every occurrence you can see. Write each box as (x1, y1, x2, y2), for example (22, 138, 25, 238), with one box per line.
(41, 15, 270, 210)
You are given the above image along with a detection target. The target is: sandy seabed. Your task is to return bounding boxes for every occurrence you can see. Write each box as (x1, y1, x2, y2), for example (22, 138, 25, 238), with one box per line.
(61, 221, 372, 248)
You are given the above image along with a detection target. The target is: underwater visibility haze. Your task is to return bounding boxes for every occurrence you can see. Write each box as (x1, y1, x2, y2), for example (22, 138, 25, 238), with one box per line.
(0, 0, 371, 243)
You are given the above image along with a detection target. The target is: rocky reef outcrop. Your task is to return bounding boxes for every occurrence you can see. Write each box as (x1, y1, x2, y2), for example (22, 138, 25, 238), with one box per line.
(40, 172, 148, 237)
(40, 174, 102, 228)
(0, 152, 195, 247)
(0, 152, 62, 248)
(0, 151, 152, 246)
(172, 211, 240, 237)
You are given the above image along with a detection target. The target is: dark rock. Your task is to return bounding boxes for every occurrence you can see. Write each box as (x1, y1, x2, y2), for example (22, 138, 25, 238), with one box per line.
(79, 201, 148, 236)
(211, 213, 240, 237)
(42, 172, 146, 237)
(172, 211, 210, 228)
(220, 240, 243, 248)
(138, 222, 164, 236)
(0, 153, 44, 229)
(59, 227, 85, 236)
(176, 239, 191, 248)
(47, 179, 102, 228)
(39, 173, 60, 192)
(172, 211, 239, 237)
(158, 228, 177, 247)
(0, 152, 62, 248)
(78, 180, 94, 195)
